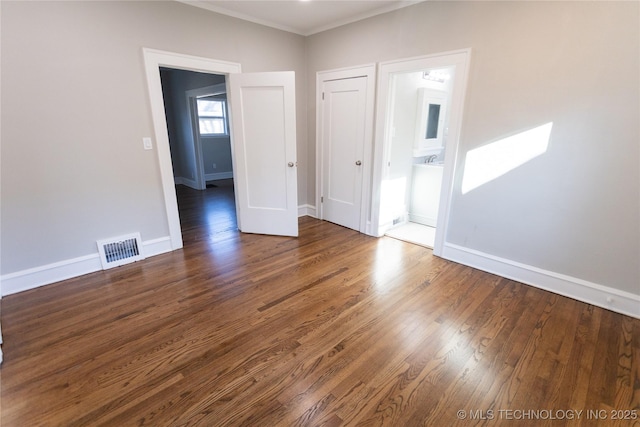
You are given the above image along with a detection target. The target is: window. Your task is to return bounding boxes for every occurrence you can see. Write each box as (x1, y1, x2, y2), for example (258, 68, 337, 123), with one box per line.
(197, 97, 227, 136)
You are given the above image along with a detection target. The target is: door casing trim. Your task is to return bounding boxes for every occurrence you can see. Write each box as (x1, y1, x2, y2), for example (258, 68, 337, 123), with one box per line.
(142, 48, 241, 250)
(371, 49, 472, 255)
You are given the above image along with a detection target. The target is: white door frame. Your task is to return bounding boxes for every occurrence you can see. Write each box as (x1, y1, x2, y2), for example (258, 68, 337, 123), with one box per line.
(142, 48, 241, 250)
(371, 49, 471, 256)
(185, 83, 228, 190)
(316, 64, 376, 234)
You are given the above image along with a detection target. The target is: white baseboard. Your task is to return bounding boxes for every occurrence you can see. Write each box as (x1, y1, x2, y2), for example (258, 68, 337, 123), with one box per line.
(298, 204, 317, 218)
(1, 254, 102, 296)
(174, 176, 199, 189)
(0, 236, 173, 297)
(205, 172, 233, 181)
(408, 213, 436, 228)
(143, 236, 173, 257)
(5, 231, 636, 320)
(441, 242, 640, 319)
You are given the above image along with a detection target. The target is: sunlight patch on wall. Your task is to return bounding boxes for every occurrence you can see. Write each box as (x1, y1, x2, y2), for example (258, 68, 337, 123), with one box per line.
(461, 122, 553, 194)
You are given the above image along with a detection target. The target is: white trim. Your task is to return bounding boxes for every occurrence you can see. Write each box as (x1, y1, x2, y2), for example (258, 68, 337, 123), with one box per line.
(178, 0, 305, 35)
(408, 213, 436, 227)
(144, 236, 174, 257)
(298, 204, 317, 218)
(142, 48, 242, 251)
(371, 49, 472, 258)
(185, 84, 227, 97)
(304, 1, 424, 36)
(316, 64, 376, 235)
(205, 172, 234, 181)
(174, 176, 199, 190)
(0, 237, 173, 297)
(1, 254, 101, 296)
(177, 0, 424, 37)
(441, 243, 640, 319)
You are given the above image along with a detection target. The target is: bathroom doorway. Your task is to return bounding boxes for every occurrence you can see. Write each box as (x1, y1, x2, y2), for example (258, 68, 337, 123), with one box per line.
(383, 67, 454, 248)
(370, 50, 471, 255)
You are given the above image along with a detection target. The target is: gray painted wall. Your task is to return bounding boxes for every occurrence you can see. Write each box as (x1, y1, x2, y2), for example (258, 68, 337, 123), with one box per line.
(306, 1, 639, 294)
(1, 0, 307, 274)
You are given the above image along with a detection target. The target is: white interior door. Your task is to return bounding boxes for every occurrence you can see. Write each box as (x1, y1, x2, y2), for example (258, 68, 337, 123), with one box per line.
(228, 71, 298, 237)
(320, 76, 368, 231)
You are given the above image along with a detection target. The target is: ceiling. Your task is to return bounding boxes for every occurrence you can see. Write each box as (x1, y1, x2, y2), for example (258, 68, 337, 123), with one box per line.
(178, 0, 424, 36)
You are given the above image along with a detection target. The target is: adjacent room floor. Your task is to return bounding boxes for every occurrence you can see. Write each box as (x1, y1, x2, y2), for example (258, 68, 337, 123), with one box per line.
(176, 179, 237, 245)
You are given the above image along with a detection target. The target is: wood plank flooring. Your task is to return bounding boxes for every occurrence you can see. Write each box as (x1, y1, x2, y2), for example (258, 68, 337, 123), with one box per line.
(1, 183, 639, 426)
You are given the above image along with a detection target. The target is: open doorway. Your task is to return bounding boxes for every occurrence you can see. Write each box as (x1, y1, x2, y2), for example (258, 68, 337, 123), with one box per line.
(371, 50, 471, 256)
(159, 68, 237, 242)
(383, 67, 454, 248)
(143, 49, 299, 247)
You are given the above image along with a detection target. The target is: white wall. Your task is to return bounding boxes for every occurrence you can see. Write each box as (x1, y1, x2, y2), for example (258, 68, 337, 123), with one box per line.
(0, 1, 307, 279)
(384, 69, 453, 222)
(306, 1, 639, 296)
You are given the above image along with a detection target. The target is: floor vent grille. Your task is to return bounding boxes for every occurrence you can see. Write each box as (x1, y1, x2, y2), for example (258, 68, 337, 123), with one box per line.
(97, 233, 145, 270)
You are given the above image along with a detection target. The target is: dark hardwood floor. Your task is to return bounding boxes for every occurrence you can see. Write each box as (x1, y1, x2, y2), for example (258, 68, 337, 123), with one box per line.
(1, 183, 639, 426)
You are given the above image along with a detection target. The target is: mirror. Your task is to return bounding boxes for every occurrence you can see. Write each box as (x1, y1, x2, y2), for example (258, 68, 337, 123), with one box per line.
(414, 88, 446, 156)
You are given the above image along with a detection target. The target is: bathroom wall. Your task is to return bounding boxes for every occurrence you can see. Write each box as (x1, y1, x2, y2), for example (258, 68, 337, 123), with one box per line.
(386, 68, 454, 222)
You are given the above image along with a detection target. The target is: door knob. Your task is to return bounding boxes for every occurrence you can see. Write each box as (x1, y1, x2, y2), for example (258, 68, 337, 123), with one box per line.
(288, 162, 295, 167)
(355, 160, 362, 166)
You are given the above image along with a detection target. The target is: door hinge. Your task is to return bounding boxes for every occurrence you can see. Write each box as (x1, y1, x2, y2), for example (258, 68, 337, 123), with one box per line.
(322, 92, 324, 100)
(321, 196, 324, 203)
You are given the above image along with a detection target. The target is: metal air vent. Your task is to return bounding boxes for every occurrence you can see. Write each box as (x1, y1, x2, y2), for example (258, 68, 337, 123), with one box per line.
(97, 233, 145, 270)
